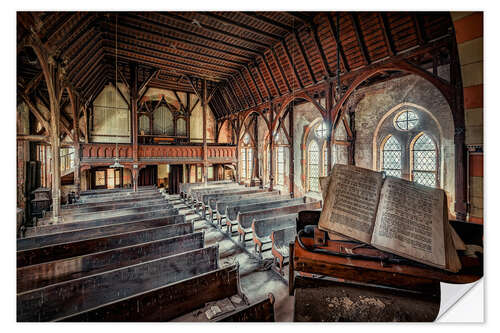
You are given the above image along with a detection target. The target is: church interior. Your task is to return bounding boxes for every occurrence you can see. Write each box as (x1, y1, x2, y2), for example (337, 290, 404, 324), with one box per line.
(16, 11, 484, 322)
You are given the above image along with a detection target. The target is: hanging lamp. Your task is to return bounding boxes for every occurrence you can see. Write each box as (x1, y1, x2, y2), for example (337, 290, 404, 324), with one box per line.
(110, 13, 124, 169)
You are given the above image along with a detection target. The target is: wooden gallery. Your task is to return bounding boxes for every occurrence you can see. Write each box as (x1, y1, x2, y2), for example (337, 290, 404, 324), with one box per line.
(16, 11, 483, 322)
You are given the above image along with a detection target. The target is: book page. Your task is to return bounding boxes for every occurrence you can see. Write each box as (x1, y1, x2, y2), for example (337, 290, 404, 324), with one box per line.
(371, 177, 446, 268)
(318, 164, 384, 243)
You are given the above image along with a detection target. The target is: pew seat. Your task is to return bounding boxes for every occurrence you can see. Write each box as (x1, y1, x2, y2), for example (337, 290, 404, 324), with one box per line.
(271, 226, 296, 274)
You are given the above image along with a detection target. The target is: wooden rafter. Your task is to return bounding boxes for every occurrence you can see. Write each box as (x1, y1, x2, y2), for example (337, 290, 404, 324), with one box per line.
(245, 65, 264, 103)
(261, 54, 280, 96)
(280, 40, 303, 89)
(326, 13, 350, 72)
(254, 60, 271, 99)
(307, 23, 332, 78)
(350, 13, 370, 65)
(293, 31, 316, 84)
(378, 13, 395, 56)
(239, 70, 257, 106)
(270, 47, 292, 93)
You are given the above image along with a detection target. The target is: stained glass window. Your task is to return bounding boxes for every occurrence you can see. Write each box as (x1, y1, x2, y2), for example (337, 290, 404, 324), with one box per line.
(247, 148, 253, 179)
(308, 140, 320, 192)
(241, 148, 246, 179)
(412, 133, 437, 187)
(382, 136, 402, 178)
(277, 146, 285, 185)
(395, 110, 418, 131)
(315, 121, 328, 139)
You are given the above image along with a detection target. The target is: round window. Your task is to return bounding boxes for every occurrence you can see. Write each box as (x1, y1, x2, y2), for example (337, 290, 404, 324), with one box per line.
(242, 133, 250, 145)
(394, 110, 418, 131)
(315, 121, 328, 138)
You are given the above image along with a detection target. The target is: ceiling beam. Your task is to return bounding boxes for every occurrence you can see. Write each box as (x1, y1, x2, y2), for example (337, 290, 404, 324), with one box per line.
(280, 40, 303, 89)
(245, 65, 264, 103)
(200, 12, 283, 42)
(293, 31, 316, 84)
(350, 13, 370, 65)
(270, 47, 292, 93)
(307, 23, 332, 78)
(160, 13, 272, 49)
(326, 13, 350, 72)
(239, 70, 257, 106)
(261, 53, 281, 96)
(378, 13, 396, 57)
(254, 60, 271, 99)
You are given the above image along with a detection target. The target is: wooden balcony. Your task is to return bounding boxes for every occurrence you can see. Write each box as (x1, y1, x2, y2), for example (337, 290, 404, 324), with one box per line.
(80, 143, 237, 168)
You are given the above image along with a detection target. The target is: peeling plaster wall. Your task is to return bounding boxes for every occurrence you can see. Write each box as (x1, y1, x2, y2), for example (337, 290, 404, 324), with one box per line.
(352, 73, 456, 211)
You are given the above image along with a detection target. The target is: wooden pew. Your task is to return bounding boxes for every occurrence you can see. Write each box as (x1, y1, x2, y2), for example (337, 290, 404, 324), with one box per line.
(18, 221, 194, 267)
(225, 197, 304, 234)
(196, 187, 258, 217)
(77, 190, 160, 204)
(38, 201, 174, 225)
(252, 213, 297, 258)
(271, 226, 296, 274)
(23, 207, 179, 238)
(18, 213, 185, 251)
(180, 180, 233, 199)
(57, 264, 275, 322)
(185, 183, 238, 204)
(206, 190, 278, 223)
(80, 185, 156, 196)
(216, 194, 287, 226)
(188, 184, 242, 207)
(235, 199, 322, 241)
(17, 245, 220, 322)
(18, 232, 205, 293)
(62, 193, 163, 209)
(58, 198, 167, 216)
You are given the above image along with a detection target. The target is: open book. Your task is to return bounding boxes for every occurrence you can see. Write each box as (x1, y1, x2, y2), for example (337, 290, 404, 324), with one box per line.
(318, 164, 462, 273)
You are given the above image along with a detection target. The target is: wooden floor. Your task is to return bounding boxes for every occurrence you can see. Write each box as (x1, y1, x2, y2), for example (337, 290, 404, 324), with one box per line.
(167, 193, 294, 322)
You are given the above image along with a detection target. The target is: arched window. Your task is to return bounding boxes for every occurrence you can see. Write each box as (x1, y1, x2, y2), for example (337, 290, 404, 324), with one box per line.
(277, 146, 285, 185)
(241, 148, 246, 179)
(412, 133, 438, 187)
(308, 140, 320, 192)
(382, 135, 402, 178)
(322, 142, 328, 176)
(247, 148, 253, 179)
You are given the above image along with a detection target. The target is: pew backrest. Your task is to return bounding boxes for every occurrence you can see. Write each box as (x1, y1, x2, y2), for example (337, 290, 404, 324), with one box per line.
(252, 213, 297, 240)
(227, 197, 305, 221)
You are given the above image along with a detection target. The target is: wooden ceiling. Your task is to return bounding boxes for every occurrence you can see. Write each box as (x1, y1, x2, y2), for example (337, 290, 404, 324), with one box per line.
(17, 11, 454, 119)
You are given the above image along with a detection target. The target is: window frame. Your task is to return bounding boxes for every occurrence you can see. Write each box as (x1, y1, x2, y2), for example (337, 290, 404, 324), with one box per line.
(307, 139, 320, 192)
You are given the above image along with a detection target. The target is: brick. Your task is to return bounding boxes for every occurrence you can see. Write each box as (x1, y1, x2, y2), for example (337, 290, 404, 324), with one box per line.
(465, 108, 483, 127)
(454, 12, 483, 44)
(465, 125, 484, 145)
(461, 61, 483, 87)
(463, 84, 483, 109)
(458, 38, 483, 66)
(469, 155, 483, 177)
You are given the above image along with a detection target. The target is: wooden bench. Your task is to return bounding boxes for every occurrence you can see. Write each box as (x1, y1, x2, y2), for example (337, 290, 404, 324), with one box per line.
(180, 180, 233, 199)
(185, 183, 238, 204)
(57, 264, 275, 322)
(189, 184, 243, 208)
(78, 189, 160, 203)
(235, 199, 322, 242)
(207, 190, 278, 223)
(270, 226, 296, 274)
(58, 198, 167, 216)
(80, 185, 156, 196)
(252, 213, 297, 258)
(39, 201, 174, 225)
(225, 197, 302, 234)
(17, 245, 220, 322)
(183, 181, 236, 202)
(18, 231, 205, 293)
(18, 213, 185, 251)
(196, 187, 257, 217)
(17, 221, 194, 267)
(216, 194, 287, 226)
(23, 207, 180, 238)
(63, 193, 163, 209)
